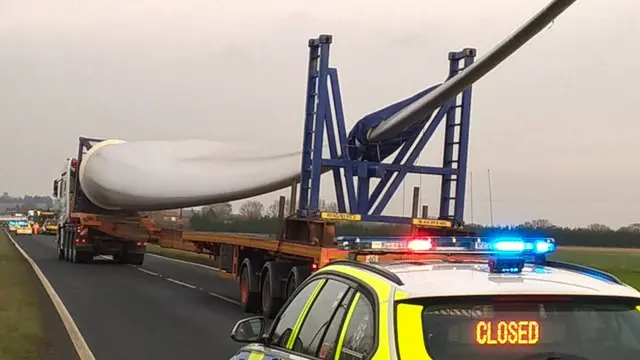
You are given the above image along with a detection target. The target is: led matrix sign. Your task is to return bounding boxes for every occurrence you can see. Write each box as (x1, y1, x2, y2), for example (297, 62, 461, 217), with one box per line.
(475, 320, 540, 345)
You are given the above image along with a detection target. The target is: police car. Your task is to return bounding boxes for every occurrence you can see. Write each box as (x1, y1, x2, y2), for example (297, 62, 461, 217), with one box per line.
(229, 236, 640, 360)
(15, 221, 33, 235)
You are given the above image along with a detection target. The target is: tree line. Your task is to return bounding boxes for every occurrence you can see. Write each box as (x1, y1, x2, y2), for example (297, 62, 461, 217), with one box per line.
(0, 192, 54, 212)
(181, 199, 640, 249)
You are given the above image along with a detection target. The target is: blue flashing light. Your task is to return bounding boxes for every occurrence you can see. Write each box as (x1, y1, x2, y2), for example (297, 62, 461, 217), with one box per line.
(534, 240, 555, 254)
(490, 238, 526, 252)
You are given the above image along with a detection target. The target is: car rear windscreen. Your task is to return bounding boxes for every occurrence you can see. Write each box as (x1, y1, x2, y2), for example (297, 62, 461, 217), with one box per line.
(411, 295, 640, 360)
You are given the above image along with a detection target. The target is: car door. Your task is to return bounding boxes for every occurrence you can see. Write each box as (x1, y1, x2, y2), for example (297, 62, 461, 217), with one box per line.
(285, 275, 378, 360)
(232, 277, 326, 360)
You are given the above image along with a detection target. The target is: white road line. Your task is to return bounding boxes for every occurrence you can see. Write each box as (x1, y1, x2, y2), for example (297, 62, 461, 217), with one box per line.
(3, 230, 96, 360)
(146, 252, 220, 271)
(137, 268, 160, 276)
(208, 292, 241, 306)
(166, 278, 197, 289)
(144, 253, 241, 306)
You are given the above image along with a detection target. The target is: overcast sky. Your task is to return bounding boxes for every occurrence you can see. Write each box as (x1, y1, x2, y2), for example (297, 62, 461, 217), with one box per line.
(1, 0, 638, 228)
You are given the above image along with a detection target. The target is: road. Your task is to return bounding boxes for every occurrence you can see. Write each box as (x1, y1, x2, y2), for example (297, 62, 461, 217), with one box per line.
(12, 234, 248, 360)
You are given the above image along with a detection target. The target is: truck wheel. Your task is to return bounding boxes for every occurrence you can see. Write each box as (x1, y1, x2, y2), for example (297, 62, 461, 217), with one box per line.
(71, 247, 83, 263)
(74, 250, 93, 264)
(128, 254, 144, 266)
(56, 231, 65, 261)
(64, 233, 71, 262)
(239, 266, 260, 313)
(285, 265, 312, 299)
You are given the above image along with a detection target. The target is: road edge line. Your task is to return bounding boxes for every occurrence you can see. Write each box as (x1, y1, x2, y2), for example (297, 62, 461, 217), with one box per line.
(3, 230, 96, 360)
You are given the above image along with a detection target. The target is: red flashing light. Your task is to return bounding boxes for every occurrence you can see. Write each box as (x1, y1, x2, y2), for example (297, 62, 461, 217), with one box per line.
(407, 238, 433, 251)
(311, 263, 319, 271)
(71, 158, 78, 168)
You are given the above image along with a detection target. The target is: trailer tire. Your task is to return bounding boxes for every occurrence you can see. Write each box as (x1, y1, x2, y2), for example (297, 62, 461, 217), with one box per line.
(72, 248, 92, 264)
(64, 230, 71, 262)
(116, 252, 130, 265)
(56, 231, 65, 260)
(285, 265, 312, 299)
(128, 254, 144, 266)
(239, 265, 260, 313)
(260, 262, 290, 319)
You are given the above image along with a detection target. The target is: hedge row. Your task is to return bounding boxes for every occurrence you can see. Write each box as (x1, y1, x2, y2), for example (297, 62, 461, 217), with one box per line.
(188, 216, 640, 248)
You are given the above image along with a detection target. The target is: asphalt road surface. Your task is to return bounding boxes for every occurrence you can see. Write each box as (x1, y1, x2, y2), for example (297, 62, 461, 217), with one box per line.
(13, 234, 248, 360)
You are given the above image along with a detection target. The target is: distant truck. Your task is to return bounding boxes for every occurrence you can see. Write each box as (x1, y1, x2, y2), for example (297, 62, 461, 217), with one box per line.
(52, 137, 156, 264)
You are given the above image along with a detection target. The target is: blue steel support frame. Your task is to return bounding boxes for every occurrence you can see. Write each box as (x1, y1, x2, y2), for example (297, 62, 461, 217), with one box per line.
(297, 34, 475, 225)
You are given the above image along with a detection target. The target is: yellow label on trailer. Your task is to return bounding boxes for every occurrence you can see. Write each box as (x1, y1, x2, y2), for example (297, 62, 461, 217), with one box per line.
(320, 212, 362, 221)
(412, 218, 452, 228)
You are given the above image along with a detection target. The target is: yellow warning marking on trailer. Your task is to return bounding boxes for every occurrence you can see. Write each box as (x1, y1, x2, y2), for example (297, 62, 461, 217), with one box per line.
(412, 218, 452, 228)
(320, 212, 362, 221)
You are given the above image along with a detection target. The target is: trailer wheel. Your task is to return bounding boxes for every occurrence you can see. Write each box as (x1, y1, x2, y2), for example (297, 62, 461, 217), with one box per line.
(128, 254, 144, 266)
(260, 262, 290, 319)
(239, 266, 260, 313)
(285, 265, 312, 299)
(72, 247, 90, 264)
(64, 230, 71, 262)
(56, 231, 64, 260)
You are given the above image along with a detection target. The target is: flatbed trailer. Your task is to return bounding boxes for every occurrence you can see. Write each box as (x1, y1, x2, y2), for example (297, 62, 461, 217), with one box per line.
(154, 201, 475, 318)
(52, 137, 156, 265)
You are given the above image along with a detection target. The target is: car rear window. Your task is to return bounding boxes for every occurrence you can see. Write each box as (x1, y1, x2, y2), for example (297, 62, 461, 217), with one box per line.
(402, 295, 640, 360)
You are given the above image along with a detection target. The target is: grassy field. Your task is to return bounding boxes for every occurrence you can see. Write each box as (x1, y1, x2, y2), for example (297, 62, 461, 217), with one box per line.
(551, 247, 640, 289)
(0, 230, 47, 360)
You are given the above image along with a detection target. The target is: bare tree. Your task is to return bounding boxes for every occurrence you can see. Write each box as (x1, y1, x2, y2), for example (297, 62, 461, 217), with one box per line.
(618, 223, 640, 233)
(522, 219, 553, 228)
(267, 198, 291, 217)
(203, 203, 233, 219)
(319, 199, 339, 212)
(586, 223, 611, 232)
(238, 200, 264, 219)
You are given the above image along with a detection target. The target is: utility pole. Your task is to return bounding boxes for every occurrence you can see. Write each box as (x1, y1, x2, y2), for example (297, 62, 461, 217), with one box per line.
(487, 169, 494, 226)
(469, 172, 474, 224)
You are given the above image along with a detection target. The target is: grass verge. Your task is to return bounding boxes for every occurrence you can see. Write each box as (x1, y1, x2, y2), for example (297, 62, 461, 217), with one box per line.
(146, 243, 219, 268)
(0, 230, 46, 360)
(552, 247, 640, 289)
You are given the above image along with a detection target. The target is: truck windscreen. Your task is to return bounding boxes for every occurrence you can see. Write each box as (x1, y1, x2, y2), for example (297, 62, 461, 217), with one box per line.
(402, 295, 640, 360)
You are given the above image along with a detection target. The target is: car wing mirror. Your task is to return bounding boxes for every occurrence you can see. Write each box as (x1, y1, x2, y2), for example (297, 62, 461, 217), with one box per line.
(230, 316, 265, 343)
